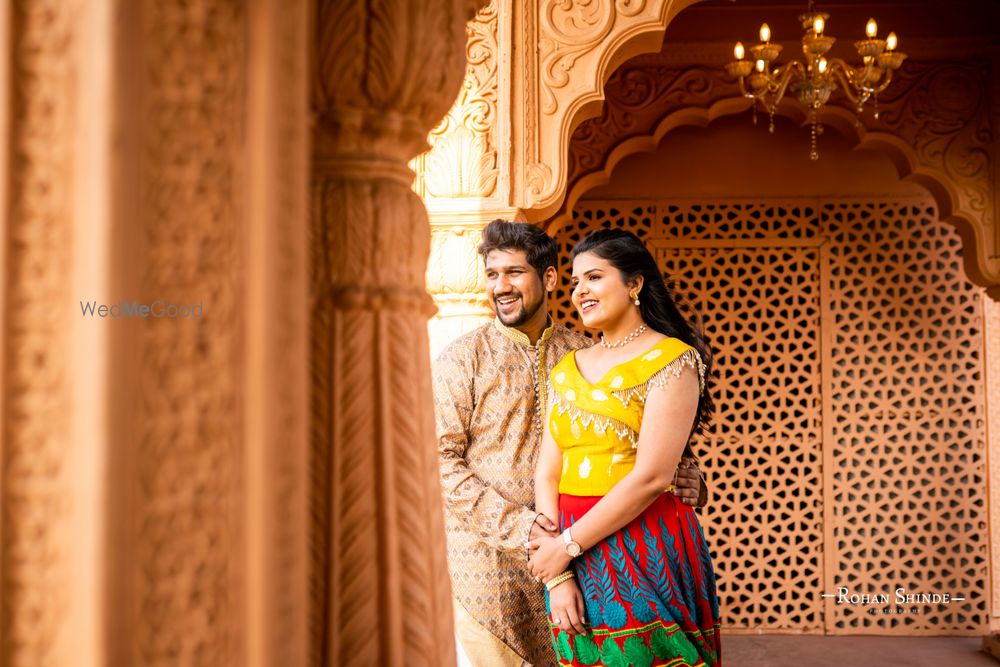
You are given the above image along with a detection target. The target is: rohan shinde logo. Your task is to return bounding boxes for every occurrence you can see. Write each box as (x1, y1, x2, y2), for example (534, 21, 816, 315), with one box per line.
(822, 587, 966, 615)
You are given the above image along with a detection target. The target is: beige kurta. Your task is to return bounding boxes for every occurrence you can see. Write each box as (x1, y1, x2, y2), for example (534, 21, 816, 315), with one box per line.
(433, 318, 590, 666)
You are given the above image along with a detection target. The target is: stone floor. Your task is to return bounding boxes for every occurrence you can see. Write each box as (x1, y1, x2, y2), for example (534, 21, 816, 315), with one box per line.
(725, 635, 998, 666)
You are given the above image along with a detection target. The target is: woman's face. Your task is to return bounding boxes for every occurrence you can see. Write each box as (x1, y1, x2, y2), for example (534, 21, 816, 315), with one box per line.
(571, 251, 634, 330)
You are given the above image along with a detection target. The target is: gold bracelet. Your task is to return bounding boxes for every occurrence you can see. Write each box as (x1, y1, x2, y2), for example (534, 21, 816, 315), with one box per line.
(545, 570, 575, 592)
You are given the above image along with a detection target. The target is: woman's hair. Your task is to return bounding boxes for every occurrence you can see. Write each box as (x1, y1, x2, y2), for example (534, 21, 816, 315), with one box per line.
(571, 229, 715, 437)
(477, 219, 558, 281)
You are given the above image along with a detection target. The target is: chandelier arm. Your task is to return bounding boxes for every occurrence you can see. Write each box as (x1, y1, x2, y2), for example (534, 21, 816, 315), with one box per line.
(827, 58, 858, 85)
(770, 61, 805, 108)
(827, 59, 866, 106)
(867, 69, 895, 95)
(738, 75, 750, 98)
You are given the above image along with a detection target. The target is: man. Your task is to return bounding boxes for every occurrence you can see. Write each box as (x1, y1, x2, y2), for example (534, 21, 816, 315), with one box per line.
(433, 220, 708, 666)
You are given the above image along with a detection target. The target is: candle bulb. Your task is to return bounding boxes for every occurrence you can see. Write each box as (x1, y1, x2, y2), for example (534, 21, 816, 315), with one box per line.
(760, 22, 771, 43)
(818, 57, 828, 73)
(866, 18, 877, 38)
(734, 41, 745, 60)
(886, 32, 898, 51)
(756, 59, 766, 73)
(813, 16, 825, 35)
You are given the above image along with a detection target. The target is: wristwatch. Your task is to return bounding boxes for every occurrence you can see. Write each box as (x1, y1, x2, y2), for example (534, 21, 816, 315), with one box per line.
(562, 528, 582, 558)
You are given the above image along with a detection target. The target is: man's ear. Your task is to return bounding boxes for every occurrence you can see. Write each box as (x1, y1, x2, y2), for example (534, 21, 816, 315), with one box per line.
(543, 266, 558, 292)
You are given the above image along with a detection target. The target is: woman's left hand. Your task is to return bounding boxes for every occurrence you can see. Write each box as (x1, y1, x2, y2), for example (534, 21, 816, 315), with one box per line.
(527, 535, 573, 582)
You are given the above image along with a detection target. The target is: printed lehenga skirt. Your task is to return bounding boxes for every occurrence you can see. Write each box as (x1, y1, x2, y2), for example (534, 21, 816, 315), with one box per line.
(545, 492, 722, 667)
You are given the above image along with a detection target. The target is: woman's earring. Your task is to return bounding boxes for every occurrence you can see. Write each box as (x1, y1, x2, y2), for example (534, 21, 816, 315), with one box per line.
(630, 291, 640, 306)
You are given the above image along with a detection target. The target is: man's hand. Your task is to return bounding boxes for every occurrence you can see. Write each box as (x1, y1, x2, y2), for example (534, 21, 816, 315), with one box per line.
(549, 578, 588, 637)
(671, 457, 706, 507)
(527, 535, 572, 583)
(529, 514, 560, 541)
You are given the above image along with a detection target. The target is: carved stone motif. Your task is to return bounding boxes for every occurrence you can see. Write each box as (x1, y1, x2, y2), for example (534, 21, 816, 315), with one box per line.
(873, 62, 997, 268)
(419, 1, 501, 199)
(310, 1, 483, 665)
(557, 59, 1000, 298)
(427, 225, 488, 299)
(513, 0, 706, 215)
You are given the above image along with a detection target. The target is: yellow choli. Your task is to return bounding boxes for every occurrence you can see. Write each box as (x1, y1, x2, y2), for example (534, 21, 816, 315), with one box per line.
(548, 337, 706, 496)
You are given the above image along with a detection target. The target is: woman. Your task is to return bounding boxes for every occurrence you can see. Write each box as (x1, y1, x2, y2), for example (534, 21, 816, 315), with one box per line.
(527, 229, 722, 666)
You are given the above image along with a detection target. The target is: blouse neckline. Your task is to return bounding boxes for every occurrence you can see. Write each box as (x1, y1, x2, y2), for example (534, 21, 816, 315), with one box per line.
(568, 336, 672, 387)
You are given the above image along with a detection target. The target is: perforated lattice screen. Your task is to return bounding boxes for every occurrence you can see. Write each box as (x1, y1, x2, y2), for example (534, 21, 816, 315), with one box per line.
(552, 198, 989, 634)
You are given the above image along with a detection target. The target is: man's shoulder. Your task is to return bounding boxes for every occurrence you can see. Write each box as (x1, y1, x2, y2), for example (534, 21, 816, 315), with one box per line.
(435, 322, 495, 366)
(551, 323, 592, 350)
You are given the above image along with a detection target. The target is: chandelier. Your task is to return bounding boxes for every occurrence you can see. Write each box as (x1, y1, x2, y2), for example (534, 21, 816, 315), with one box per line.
(725, 2, 907, 159)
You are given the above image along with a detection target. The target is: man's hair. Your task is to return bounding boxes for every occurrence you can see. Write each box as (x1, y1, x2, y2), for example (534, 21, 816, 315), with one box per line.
(477, 219, 558, 280)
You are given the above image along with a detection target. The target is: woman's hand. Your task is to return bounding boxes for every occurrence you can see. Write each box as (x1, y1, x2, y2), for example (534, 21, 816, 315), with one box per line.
(527, 535, 572, 582)
(548, 577, 587, 636)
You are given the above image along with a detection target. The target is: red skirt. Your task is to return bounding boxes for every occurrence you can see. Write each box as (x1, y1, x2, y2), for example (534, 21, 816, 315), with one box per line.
(545, 492, 722, 666)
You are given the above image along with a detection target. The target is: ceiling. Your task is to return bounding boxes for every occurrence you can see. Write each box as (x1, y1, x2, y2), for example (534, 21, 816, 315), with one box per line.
(666, 0, 1000, 46)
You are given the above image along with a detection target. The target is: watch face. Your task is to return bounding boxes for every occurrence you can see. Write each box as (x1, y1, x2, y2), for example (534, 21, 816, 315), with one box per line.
(567, 542, 581, 557)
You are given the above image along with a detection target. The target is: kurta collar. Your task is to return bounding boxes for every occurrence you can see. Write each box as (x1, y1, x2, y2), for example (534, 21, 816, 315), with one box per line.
(493, 315, 555, 347)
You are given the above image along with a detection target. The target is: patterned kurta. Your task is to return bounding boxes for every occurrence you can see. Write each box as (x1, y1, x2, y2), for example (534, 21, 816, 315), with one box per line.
(434, 318, 590, 665)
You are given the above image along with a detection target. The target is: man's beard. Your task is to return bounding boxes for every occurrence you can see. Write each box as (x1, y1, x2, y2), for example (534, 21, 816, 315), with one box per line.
(494, 292, 544, 328)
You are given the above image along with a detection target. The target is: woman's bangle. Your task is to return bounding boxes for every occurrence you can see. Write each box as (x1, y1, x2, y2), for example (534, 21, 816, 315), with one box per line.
(545, 570, 575, 591)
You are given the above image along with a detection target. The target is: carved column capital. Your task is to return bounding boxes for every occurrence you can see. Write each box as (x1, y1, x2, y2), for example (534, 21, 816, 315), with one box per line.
(312, 0, 481, 164)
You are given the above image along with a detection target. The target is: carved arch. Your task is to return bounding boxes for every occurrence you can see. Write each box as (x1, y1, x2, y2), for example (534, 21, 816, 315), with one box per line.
(547, 61, 1000, 299)
(514, 0, 709, 217)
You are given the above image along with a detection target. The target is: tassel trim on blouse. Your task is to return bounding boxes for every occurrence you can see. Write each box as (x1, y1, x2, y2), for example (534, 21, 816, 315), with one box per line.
(550, 392, 640, 447)
(608, 347, 707, 409)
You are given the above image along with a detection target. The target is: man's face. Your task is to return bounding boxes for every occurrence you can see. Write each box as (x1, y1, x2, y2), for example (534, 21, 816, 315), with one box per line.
(484, 249, 547, 328)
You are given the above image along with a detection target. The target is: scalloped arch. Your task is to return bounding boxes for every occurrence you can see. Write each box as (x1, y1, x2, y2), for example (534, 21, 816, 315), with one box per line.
(546, 97, 1000, 298)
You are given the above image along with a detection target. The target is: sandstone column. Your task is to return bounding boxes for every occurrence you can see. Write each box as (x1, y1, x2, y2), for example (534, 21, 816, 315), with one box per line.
(1, 1, 310, 666)
(309, 1, 480, 665)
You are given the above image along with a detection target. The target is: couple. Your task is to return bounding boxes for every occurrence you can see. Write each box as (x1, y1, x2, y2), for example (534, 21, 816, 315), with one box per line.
(434, 220, 722, 667)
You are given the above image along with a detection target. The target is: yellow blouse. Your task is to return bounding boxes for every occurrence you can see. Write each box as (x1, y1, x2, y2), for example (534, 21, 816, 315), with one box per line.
(548, 336, 706, 496)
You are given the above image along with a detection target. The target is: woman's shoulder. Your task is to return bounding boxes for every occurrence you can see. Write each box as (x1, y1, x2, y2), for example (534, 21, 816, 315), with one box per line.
(619, 336, 701, 388)
(640, 338, 705, 394)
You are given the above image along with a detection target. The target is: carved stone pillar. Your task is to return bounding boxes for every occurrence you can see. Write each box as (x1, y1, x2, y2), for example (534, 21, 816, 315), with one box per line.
(310, 1, 480, 665)
(1, 1, 309, 666)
